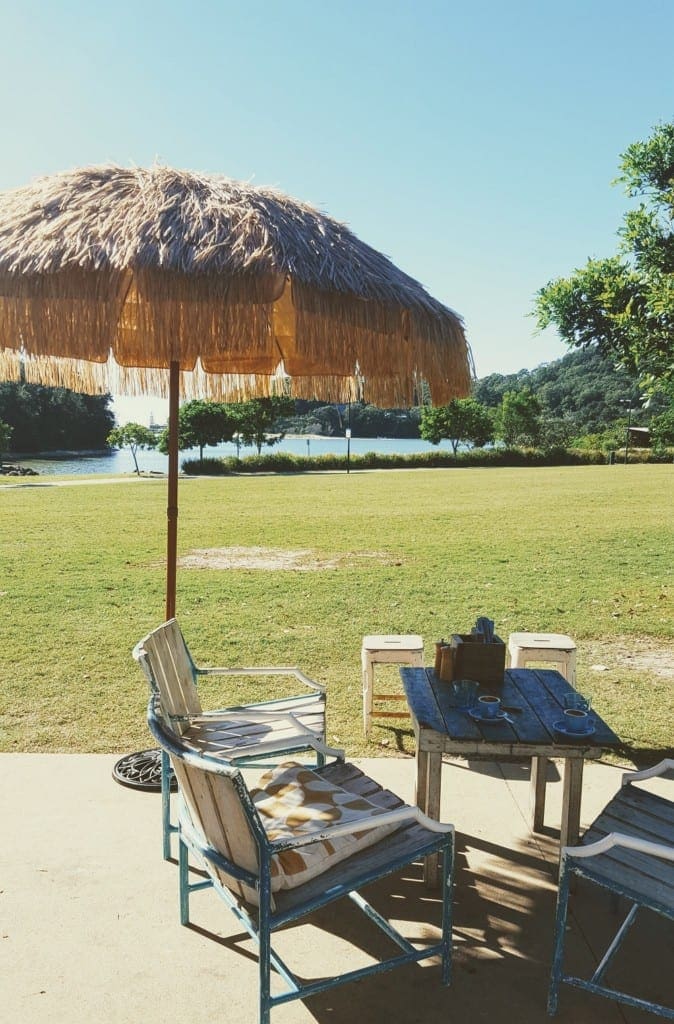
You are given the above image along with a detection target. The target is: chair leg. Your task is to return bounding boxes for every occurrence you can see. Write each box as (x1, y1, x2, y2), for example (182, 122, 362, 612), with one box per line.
(179, 838, 190, 926)
(161, 748, 172, 861)
(258, 871, 273, 1024)
(548, 855, 572, 1015)
(441, 837, 454, 985)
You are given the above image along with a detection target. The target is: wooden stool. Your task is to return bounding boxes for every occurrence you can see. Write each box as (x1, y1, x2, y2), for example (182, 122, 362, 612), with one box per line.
(507, 632, 577, 684)
(362, 635, 423, 737)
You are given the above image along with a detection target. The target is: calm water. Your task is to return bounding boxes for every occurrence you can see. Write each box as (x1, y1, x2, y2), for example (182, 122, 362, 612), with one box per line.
(10, 436, 456, 476)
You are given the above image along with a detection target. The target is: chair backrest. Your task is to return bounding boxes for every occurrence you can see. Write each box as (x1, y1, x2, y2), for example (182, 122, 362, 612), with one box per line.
(134, 619, 203, 727)
(147, 697, 263, 904)
(172, 756, 261, 904)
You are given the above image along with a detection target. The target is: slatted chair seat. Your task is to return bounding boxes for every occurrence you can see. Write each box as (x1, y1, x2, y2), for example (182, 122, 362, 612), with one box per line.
(549, 759, 674, 1018)
(180, 697, 326, 759)
(579, 786, 674, 914)
(147, 696, 455, 1024)
(134, 619, 343, 858)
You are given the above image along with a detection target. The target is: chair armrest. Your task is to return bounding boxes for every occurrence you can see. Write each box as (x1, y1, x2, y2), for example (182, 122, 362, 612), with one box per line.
(622, 758, 674, 787)
(564, 831, 674, 863)
(269, 806, 454, 853)
(176, 709, 345, 762)
(194, 665, 325, 694)
(187, 709, 318, 729)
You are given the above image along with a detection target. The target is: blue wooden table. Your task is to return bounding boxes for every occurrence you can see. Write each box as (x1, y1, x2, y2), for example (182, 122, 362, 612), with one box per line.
(400, 666, 621, 885)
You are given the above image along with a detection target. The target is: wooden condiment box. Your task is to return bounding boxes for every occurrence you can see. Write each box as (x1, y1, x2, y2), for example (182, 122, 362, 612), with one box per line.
(450, 633, 505, 685)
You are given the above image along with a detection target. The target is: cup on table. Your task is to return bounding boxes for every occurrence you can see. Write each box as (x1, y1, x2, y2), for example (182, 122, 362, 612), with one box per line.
(563, 692, 591, 712)
(477, 695, 501, 719)
(451, 678, 479, 708)
(563, 708, 591, 733)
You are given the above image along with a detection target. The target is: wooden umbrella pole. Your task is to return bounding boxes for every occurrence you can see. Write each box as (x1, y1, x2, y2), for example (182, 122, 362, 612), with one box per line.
(165, 360, 180, 620)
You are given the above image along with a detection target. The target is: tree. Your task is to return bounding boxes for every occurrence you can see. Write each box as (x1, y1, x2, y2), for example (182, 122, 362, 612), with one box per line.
(157, 400, 236, 465)
(107, 423, 158, 475)
(495, 389, 542, 447)
(0, 382, 115, 452)
(650, 403, 674, 449)
(420, 398, 494, 453)
(472, 369, 531, 408)
(233, 397, 295, 454)
(570, 420, 630, 455)
(0, 418, 12, 456)
(535, 122, 674, 393)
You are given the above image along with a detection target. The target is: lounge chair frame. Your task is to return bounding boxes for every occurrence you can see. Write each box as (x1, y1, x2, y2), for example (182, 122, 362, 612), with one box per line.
(147, 696, 454, 1024)
(549, 759, 674, 1019)
(134, 619, 342, 859)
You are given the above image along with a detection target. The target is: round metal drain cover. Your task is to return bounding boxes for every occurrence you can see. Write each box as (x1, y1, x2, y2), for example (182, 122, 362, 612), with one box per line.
(112, 748, 176, 792)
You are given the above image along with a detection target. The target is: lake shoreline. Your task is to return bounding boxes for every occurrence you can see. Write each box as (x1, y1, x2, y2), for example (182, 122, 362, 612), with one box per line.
(6, 436, 453, 476)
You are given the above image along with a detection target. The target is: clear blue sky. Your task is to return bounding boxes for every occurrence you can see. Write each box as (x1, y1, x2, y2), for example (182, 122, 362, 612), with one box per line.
(1, 0, 672, 423)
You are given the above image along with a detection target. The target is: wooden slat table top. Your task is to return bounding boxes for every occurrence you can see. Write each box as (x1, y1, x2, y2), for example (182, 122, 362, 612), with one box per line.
(400, 667, 622, 757)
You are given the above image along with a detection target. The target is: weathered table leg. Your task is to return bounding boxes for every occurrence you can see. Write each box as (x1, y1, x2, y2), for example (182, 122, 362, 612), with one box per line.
(425, 751, 442, 821)
(415, 746, 429, 813)
(415, 747, 442, 886)
(529, 756, 548, 832)
(560, 757, 583, 852)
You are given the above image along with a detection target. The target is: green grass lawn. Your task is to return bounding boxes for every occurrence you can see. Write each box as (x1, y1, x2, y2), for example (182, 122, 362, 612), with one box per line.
(1, 464, 672, 762)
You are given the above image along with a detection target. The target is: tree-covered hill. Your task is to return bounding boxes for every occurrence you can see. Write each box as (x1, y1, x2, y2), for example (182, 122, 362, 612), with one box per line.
(473, 348, 650, 434)
(285, 348, 657, 440)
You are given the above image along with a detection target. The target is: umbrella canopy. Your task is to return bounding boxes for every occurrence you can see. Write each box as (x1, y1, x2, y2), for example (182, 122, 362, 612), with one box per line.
(0, 164, 472, 614)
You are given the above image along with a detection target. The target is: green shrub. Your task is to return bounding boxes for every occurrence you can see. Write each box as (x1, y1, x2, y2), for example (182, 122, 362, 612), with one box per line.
(182, 456, 232, 475)
(182, 445, 665, 475)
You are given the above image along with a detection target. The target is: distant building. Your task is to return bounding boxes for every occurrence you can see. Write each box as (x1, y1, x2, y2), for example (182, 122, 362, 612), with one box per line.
(628, 426, 651, 448)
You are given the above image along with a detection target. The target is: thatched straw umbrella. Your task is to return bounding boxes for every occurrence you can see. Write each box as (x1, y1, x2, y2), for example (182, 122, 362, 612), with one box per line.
(0, 165, 472, 616)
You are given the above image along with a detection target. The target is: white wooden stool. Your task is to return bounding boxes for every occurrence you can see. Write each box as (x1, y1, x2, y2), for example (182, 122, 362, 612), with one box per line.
(362, 635, 423, 737)
(507, 632, 577, 684)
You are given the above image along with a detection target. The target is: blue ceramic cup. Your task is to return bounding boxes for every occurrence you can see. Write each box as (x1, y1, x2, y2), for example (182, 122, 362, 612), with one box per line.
(477, 695, 501, 719)
(563, 708, 590, 733)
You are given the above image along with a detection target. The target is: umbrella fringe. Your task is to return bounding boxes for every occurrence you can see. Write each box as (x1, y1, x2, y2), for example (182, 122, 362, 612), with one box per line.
(1, 273, 472, 406)
(11, 351, 468, 408)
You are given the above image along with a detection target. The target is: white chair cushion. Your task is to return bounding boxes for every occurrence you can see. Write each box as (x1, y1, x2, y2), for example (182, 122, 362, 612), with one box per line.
(250, 762, 400, 891)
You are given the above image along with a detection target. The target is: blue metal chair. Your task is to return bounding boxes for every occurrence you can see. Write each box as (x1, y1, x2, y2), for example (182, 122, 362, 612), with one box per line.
(549, 758, 674, 1018)
(134, 619, 343, 859)
(147, 695, 454, 1024)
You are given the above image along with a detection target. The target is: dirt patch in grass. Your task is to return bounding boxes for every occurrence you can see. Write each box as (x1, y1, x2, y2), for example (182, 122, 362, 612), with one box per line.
(585, 637, 674, 680)
(178, 545, 395, 571)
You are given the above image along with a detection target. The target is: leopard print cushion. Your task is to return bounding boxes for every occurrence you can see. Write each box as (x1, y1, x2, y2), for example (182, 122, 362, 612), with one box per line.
(250, 762, 399, 891)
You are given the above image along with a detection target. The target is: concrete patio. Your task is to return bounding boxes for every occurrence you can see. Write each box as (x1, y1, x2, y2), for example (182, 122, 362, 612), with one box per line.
(4, 752, 671, 1023)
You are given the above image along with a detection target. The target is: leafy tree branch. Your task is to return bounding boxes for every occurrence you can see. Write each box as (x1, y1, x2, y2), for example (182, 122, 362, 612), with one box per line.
(535, 122, 674, 392)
